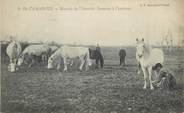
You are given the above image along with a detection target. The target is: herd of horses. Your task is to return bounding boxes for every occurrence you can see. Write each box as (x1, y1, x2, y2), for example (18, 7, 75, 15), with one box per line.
(5, 38, 165, 90)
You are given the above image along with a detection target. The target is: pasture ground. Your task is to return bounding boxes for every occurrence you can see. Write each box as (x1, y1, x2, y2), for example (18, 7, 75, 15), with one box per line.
(1, 45, 184, 113)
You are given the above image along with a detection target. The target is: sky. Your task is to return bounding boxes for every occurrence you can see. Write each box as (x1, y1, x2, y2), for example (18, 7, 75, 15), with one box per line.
(1, 0, 184, 46)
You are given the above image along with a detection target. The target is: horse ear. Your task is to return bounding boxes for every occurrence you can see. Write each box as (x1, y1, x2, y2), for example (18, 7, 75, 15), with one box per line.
(142, 38, 144, 42)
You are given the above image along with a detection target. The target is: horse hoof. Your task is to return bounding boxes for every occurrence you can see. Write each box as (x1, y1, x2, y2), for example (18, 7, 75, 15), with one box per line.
(143, 87, 147, 90)
(143, 86, 147, 89)
(151, 86, 154, 90)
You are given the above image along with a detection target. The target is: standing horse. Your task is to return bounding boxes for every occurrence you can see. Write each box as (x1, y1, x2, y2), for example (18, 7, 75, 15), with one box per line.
(48, 46, 92, 71)
(88, 48, 104, 68)
(6, 41, 22, 72)
(136, 38, 164, 90)
(119, 49, 126, 66)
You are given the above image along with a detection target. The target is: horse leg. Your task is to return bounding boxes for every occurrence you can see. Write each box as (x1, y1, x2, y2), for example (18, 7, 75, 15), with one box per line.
(63, 57, 68, 72)
(152, 70, 158, 84)
(41, 54, 44, 65)
(44, 55, 47, 65)
(13, 58, 19, 71)
(57, 63, 61, 70)
(9, 58, 13, 67)
(79, 58, 85, 71)
(9, 58, 15, 72)
(148, 67, 154, 90)
(43, 55, 45, 65)
(8, 62, 11, 71)
(8, 58, 12, 71)
(85, 59, 89, 71)
(95, 59, 99, 68)
(124, 56, 127, 66)
(44, 55, 48, 64)
(137, 62, 141, 74)
(142, 67, 148, 89)
(29, 58, 34, 67)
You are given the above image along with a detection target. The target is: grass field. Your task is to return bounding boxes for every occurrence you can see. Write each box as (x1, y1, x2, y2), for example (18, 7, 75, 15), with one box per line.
(1, 44, 184, 113)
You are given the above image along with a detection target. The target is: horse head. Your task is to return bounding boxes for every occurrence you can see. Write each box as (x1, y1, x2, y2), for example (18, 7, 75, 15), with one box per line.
(47, 57, 54, 69)
(136, 38, 146, 58)
(17, 54, 25, 66)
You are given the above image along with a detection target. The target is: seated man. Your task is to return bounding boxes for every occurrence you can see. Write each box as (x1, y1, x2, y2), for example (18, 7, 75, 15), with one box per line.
(152, 63, 177, 90)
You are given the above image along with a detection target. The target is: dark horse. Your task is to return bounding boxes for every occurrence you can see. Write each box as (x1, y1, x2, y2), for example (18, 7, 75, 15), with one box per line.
(88, 48, 104, 68)
(119, 49, 126, 66)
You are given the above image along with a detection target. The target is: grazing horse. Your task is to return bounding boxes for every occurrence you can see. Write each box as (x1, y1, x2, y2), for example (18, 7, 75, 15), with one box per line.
(17, 44, 51, 67)
(6, 41, 22, 72)
(119, 49, 126, 66)
(136, 38, 164, 90)
(48, 46, 92, 71)
(88, 48, 104, 68)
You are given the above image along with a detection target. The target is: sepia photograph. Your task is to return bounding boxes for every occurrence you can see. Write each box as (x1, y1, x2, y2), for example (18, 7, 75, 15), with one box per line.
(1, 0, 184, 113)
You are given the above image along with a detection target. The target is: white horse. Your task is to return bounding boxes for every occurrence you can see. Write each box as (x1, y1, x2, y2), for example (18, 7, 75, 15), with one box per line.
(136, 38, 164, 90)
(48, 46, 92, 71)
(6, 41, 22, 72)
(17, 44, 51, 67)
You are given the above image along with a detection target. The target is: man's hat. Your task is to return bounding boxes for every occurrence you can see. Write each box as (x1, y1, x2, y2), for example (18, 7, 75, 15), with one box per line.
(152, 63, 163, 70)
